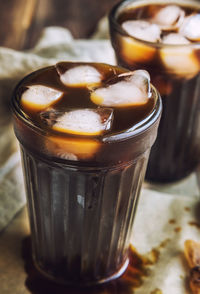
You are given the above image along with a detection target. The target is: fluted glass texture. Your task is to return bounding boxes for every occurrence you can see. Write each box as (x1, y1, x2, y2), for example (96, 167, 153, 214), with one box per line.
(21, 147, 149, 284)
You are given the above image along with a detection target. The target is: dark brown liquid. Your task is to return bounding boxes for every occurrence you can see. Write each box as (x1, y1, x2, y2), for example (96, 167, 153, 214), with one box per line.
(17, 62, 155, 137)
(22, 237, 147, 294)
(13, 62, 158, 166)
(110, 1, 200, 182)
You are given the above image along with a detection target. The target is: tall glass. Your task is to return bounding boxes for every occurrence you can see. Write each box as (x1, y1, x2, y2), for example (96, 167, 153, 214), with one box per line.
(109, 0, 200, 183)
(11, 64, 161, 285)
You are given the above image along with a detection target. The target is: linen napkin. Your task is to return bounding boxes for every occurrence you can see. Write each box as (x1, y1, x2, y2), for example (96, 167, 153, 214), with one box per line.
(133, 188, 200, 294)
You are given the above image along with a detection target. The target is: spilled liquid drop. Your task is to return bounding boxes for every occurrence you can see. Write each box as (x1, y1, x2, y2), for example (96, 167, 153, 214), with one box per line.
(188, 221, 200, 230)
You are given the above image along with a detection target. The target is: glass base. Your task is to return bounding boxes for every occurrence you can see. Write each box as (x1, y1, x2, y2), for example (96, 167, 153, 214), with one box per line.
(33, 257, 129, 286)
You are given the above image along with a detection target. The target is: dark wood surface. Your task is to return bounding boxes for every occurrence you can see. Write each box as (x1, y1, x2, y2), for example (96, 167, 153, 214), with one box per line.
(0, 0, 37, 49)
(0, 0, 119, 49)
(24, 0, 120, 48)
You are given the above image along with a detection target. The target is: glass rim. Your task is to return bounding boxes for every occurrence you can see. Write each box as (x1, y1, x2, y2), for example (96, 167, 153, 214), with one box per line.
(11, 63, 162, 143)
(109, 0, 200, 49)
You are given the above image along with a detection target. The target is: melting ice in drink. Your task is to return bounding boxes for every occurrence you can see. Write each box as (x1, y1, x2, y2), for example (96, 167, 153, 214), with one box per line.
(56, 64, 102, 87)
(179, 14, 200, 41)
(119, 3, 200, 78)
(41, 108, 114, 135)
(21, 85, 63, 111)
(17, 62, 156, 161)
(152, 5, 185, 30)
(161, 33, 190, 44)
(91, 70, 151, 107)
(121, 4, 200, 44)
(121, 20, 161, 42)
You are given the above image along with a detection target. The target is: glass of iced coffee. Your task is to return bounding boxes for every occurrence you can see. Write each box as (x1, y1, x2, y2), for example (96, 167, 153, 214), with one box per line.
(109, 0, 200, 182)
(11, 62, 161, 285)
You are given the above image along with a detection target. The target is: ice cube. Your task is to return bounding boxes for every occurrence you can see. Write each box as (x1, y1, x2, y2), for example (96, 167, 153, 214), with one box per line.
(56, 65, 102, 87)
(129, 70, 151, 90)
(179, 14, 200, 41)
(52, 108, 113, 136)
(45, 136, 100, 160)
(162, 33, 190, 45)
(160, 45, 199, 79)
(55, 152, 78, 161)
(152, 5, 185, 30)
(21, 85, 63, 111)
(122, 20, 161, 42)
(133, 69, 150, 80)
(120, 35, 156, 64)
(90, 70, 151, 107)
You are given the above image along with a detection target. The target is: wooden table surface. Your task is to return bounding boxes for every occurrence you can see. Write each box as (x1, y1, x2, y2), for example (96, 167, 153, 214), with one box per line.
(0, 0, 119, 49)
(28, 0, 120, 49)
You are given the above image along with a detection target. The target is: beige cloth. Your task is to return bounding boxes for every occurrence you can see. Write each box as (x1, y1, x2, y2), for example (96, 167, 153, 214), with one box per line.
(133, 188, 200, 294)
